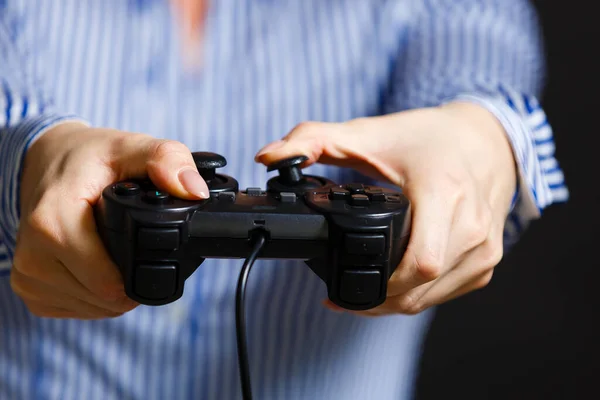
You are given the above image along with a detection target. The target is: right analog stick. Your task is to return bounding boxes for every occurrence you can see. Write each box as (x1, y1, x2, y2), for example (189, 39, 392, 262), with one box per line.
(266, 155, 309, 185)
(266, 155, 333, 193)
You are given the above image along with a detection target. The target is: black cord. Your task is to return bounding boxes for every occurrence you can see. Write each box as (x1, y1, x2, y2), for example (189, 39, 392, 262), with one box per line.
(235, 230, 267, 400)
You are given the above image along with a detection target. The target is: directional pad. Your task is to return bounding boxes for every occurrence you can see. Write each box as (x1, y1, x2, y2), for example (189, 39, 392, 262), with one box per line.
(350, 194, 370, 207)
(345, 183, 365, 194)
(327, 185, 383, 207)
(365, 188, 386, 202)
(329, 187, 350, 200)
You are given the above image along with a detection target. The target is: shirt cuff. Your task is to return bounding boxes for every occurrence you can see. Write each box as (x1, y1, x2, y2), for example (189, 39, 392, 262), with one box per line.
(445, 91, 569, 222)
(0, 114, 89, 260)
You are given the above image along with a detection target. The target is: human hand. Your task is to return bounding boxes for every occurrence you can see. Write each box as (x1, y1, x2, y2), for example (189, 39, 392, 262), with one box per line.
(11, 122, 209, 319)
(255, 102, 517, 315)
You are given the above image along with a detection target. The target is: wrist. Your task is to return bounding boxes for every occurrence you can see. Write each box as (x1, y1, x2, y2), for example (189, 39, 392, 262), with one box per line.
(20, 121, 91, 213)
(0, 114, 88, 251)
(26, 120, 90, 157)
(438, 101, 518, 211)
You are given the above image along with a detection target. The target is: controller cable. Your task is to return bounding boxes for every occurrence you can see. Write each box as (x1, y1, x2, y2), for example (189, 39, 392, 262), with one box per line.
(235, 229, 268, 400)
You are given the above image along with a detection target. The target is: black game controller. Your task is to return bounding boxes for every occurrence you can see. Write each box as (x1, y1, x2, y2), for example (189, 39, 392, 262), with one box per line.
(95, 152, 411, 310)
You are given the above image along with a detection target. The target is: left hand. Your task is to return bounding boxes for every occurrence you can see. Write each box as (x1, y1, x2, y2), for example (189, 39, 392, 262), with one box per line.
(255, 102, 517, 316)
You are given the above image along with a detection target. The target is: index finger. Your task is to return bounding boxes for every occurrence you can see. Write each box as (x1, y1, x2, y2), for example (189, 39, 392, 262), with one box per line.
(387, 183, 454, 297)
(57, 199, 128, 301)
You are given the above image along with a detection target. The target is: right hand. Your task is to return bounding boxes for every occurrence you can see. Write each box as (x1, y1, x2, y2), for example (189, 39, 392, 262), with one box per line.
(11, 122, 209, 319)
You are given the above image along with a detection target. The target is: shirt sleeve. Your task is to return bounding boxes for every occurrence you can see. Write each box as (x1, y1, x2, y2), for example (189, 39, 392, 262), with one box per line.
(0, 9, 86, 272)
(383, 0, 568, 249)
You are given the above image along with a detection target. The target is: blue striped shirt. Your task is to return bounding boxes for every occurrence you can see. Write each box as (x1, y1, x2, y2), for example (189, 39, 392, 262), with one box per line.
(0, 0, 568, 399)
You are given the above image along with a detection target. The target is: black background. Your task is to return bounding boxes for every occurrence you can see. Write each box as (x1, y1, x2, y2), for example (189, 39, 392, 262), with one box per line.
(415, 1, 598, 399)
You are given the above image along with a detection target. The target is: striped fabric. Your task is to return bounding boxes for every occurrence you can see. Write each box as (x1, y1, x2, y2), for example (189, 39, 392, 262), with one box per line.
(0, 0, 567, 399)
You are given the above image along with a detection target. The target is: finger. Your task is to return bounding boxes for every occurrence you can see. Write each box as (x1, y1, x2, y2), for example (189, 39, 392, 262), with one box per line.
(24, 197, 134, 302)
(254, 121, 403, 184)
(24, 303, 110, 320)
(443, 191, 494, 265)
(403, 232, 502, 313)
(361, 226, 503, 316)
(109, 135, 209, 200)
(12, 249, 137, 313)
(386, 182, 456, 297)
(60, 203, 139, 302)
(11, 269, 125, 319)
(255, 121, 343, 165)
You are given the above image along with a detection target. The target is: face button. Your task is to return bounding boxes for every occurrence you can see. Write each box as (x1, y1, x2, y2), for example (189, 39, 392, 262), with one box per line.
(385, 195, 402, 203)
(329, 187, 350, 200)
(349, 194, 370, 207)
(144, 189, 170, 204)
(365, 188, 386, 202)
(345, 183, 365, 194)
(114, 182, 140, 196)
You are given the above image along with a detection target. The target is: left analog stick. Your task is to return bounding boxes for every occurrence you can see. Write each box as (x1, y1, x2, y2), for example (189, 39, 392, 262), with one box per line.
(191, 151, 238, 193)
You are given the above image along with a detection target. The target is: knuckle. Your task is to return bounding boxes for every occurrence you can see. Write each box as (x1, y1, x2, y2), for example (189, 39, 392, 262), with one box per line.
(474, 271, 494, 290)
(293, 121, 320, 133)
(112, 131, 150, 149)
(387, 267, 403, 285)
(87, 274, 127, 302)
(442, 176, 466, 205)
(150, 139, 189, 161)
(105, 134, 135, 168)
(9, 272, 28, 299)
(395, 295, 425, 315)
(26, 207, 63, 248)
(462, 207, 493, 251)
(11, 253, 43, 282)
(287, 121, 330, 141)
(26, 207, 50, 236)
(113, 298, 138, 314)
(11, 249, 26, 273)
(478, 204, 494, 230)
(480, 238, 504, 269)
(13, 260, 45, 280)
(413, 251, 443, 281)
(94, 282, 126, 301)
(464, 221, 489, 249)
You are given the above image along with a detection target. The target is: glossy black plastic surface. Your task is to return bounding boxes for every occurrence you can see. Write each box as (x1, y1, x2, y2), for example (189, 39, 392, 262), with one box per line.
(95, 154, 411, 310)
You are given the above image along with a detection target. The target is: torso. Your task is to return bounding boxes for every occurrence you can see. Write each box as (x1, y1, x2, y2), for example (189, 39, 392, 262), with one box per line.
(0, 1, 433, 399)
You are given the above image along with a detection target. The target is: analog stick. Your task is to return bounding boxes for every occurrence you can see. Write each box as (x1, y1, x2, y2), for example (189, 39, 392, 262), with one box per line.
(266, 155, 332, 193)
(267, 155, 308, 185)
(193, 152, 227, 182)
(192, 151, 238, 193)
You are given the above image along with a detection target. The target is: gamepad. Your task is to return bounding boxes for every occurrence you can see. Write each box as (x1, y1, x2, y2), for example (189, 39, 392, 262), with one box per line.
(94, 152, 411, 310)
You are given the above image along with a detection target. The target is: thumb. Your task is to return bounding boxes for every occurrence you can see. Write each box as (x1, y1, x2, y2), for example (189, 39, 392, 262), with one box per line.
(254, 121, 403, 185)
(114, 135, 209, 200)
(255, 122, 346, 166)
